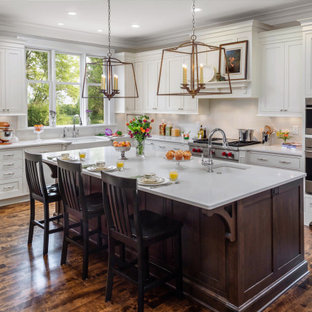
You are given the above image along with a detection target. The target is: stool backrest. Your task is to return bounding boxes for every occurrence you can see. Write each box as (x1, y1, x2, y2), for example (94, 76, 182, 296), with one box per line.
(24, 152, 47, 199)
(101, 172, 142, 242)
(57, 159, 86, 213)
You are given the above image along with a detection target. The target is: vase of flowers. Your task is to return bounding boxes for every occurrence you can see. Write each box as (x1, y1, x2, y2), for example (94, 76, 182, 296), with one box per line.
(127, 115, 154, 158)
(86, 109, 93, 125)
(276, 129, 290, 144)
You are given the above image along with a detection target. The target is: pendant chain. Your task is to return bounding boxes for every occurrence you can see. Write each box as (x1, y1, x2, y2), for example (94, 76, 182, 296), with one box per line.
(107, 0, 112, 57)
(191, 0, 197, 41)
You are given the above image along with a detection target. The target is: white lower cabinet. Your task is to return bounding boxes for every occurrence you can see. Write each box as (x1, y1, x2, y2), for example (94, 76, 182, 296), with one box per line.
(304, 195, 312, 226)
(0, 144, 65, 204)
(241, 150, 302, 171)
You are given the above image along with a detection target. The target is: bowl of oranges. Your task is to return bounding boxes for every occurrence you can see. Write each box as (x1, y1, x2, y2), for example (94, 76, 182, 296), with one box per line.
(113, 141, 131, 160)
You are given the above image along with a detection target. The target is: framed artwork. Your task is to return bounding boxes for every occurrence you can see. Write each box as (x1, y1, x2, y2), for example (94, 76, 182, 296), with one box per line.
(219, 40, 248, 80)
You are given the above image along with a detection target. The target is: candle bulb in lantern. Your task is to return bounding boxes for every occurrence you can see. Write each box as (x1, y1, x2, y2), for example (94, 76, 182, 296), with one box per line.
(113, 75, 118, 90)
(101, 75, 106, 90)
(182, 64, 187, 85)
(200, 64, 204, 84)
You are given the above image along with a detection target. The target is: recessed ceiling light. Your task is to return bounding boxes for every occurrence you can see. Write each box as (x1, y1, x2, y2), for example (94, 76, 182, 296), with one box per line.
(131, 24, 140, 28)
(57, 22, 64, 26)
(97, 29, 103, 33)
(194, 8, 202, 12)
(67, 11, 77, 16)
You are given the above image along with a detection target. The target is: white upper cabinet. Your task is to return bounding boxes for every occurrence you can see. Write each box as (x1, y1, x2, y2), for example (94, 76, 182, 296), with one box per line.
(258, 27, 304, 117)
(0, 41, 26, 115)
(301, 19, 312, 97)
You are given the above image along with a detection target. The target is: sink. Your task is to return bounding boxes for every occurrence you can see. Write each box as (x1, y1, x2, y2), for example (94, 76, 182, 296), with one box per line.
(212, 164, 249, 174)
(63, 136, 109, 144)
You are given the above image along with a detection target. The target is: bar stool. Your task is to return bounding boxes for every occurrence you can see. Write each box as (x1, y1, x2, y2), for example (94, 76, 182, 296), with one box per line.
(25, 151, 63, 256)
(57, 159, 105, 280)
(101, 172, 183, 312)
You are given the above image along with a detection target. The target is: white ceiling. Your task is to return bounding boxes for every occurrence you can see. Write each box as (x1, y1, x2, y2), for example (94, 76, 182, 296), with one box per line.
(0, 0, 311, 42)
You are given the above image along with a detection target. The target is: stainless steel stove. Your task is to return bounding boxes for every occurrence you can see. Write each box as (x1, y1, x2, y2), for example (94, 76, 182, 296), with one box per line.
(189, 138, 261, 162)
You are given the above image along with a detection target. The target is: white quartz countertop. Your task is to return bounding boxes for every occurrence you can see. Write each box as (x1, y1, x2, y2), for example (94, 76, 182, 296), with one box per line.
(147, 135, 192, 144)
(42, 146, 305, 211)
(240, 144, 303, 156)
(0, 138, 71, 150)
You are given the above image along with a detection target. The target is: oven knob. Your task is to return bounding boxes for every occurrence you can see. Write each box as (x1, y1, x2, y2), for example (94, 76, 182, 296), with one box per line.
(222, 152, 227, 157)
(197, 149, 202, 153)
(228, 152, 233, 158)
(211, 149, 215, 155)
(192, 148, 196, 152)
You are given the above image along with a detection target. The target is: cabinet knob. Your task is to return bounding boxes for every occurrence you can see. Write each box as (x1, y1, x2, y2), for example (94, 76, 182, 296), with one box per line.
(178, 107, 183, 111)
(257, 158, 268, 161)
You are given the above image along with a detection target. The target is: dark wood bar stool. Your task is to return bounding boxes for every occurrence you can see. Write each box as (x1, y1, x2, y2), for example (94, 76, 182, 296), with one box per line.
(25, 152, 63, 256)
(101, 172, 183, 312)
(57, 159, 105, 280)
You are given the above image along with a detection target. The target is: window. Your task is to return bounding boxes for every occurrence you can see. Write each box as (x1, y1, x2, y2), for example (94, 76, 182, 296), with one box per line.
(26, 50, 107, 127)
(85, 56, 104, 124)
(55, 53, 80, 125)
(26, 50, 50, 127)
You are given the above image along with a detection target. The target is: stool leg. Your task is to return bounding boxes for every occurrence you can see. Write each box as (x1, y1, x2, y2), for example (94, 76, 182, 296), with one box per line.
(97, 215, 102, 248)
(61, 212, 69, 265)
(176, 230, 183, 299)
(138, 249, 145, 312)
(28, 197, 35, 245)
(105, 240, 115, 302)
(82, 220, 89, 280)
(43, 202, 50, 255)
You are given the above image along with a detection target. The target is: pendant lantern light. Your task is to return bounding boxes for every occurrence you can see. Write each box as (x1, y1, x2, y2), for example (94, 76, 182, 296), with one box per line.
(82, 0, 138, 101)
(157, 0, 232, 98)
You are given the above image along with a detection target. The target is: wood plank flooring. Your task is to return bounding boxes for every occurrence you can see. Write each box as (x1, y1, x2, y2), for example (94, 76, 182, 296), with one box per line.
(0, 201, 311, 312)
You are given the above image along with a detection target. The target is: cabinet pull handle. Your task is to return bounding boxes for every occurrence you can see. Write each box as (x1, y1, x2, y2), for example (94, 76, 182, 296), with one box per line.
(279, 160, 291, 164)
(257, 158, 268, 161)
(3, 154, 14, 157)
(3, 185, 14, 191)
(3, 172, 14, 176)
(152, 107, 157, 110)
(178, 108, 183, 110)
(3, 163, 14, 167)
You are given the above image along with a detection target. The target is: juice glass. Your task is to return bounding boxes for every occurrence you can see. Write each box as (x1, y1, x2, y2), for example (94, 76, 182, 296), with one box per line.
(116, 160, 124, 171)
(79, 150, 87, 161)
(169, 170, 178, 181)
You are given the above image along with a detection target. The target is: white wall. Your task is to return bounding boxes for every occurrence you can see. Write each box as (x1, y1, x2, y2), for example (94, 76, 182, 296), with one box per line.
(119, 98, 303, 144)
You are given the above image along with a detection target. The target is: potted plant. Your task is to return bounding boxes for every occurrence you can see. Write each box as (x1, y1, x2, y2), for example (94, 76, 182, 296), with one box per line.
(127, 115, 154, 157)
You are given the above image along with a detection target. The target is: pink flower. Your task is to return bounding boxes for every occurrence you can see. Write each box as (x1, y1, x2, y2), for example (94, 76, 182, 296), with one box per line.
(146, 128, 150, 133)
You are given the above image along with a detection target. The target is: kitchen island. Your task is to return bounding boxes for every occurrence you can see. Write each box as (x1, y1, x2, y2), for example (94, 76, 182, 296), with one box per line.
(43, 146, 308, 312)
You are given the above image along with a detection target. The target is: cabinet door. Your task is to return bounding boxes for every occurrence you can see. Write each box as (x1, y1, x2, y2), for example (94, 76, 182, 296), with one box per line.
(259, 43, 285, 114)
(168, 57, 184, 111)
(284, 41, 304, 114)
(157, 60, 169, 112)
(304, 32, 312, 97)
(134, 62, 144, 113)
(0, 48, 5, 112)
(5, 48, 25, 113)
(145, 61, 158, 112)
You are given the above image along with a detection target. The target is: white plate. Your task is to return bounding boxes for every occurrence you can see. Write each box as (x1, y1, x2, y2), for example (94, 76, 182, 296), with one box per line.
(86, 165, 116, 172)
(137, 176, 169, 186)
(203, 65, 216, 82)
(57, 156, 78, 161)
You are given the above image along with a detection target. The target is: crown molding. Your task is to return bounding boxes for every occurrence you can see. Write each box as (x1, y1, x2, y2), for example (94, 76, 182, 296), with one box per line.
(0, 2, 312, 52)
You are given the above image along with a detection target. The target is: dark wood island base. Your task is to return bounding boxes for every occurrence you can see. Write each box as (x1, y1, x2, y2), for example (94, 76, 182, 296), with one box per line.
(136, 179, 308, 312)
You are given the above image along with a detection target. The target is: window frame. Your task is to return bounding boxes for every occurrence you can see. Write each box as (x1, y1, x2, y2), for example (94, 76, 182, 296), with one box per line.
(26, 48, 111, 128)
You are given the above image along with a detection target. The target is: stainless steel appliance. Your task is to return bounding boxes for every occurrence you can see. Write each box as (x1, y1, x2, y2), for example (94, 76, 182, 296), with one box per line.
(305, 137, 312, 194)
(189, 138, 261, 162)
(238, 129, 254, 142)
(306, 98, 312, 135)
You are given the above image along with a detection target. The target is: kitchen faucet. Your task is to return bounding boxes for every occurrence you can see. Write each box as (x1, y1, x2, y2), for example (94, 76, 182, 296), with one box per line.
(72, 114, 82, 138)
(202, 128, 228, 172)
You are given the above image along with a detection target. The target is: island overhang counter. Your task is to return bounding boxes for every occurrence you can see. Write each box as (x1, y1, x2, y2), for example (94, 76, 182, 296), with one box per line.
(42, 146, 308, 312)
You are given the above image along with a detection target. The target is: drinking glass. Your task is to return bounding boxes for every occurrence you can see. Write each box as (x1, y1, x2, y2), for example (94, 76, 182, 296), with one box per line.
(169, 169, 178, 181)
(116, 160, 124, 171)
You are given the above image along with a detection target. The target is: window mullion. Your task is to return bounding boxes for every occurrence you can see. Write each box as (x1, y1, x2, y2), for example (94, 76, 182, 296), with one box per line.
(51, 50, 56, 126)
(81, 52, 86, 125)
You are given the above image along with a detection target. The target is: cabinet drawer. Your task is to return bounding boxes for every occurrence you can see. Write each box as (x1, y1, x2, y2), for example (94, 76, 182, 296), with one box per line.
(0, 149, 23, 161)
(0, 159, 23, 171)
(0, 168, 22, 180)
(24, 144, 63, 154)
(0, 178, 23, 200)
(247, 152, 301, 170)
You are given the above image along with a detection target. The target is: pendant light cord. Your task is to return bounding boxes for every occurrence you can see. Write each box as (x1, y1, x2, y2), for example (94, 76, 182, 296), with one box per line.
(107, 0, 112, 57)
(191, 0, 197, 41)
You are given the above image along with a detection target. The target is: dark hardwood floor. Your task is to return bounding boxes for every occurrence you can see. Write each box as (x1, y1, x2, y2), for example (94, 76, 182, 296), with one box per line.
(0, 201, 311, 312)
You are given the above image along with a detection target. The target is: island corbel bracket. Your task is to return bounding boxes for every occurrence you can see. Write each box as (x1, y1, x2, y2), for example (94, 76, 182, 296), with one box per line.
(203, 204, 237, 242)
